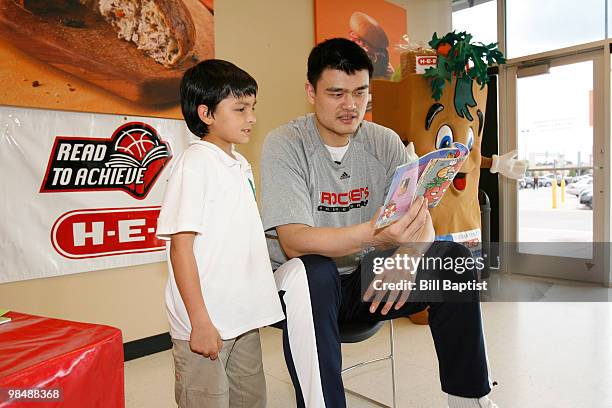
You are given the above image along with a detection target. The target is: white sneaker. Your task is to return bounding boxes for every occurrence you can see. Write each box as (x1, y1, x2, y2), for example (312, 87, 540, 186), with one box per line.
(448, 395, 499, 408)
(477, 396, 499, 408)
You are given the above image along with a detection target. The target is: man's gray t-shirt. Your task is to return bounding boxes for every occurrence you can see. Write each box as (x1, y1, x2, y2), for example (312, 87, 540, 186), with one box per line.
(261, 113, 408, 274)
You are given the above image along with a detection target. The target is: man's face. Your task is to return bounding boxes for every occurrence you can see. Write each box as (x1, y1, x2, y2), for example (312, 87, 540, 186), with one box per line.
(306, 68, 369, 139)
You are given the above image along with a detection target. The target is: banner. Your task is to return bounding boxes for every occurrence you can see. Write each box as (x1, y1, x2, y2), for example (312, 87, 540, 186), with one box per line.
(0, 106, 193, 283)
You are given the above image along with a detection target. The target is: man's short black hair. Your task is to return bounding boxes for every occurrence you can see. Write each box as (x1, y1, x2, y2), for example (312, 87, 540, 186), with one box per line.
(307, 38, 373, 89)
(180, 59, 257, 138)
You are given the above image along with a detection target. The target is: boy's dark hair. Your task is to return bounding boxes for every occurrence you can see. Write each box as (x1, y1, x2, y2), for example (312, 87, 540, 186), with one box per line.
(180, 59, 257, 138)
(307, 38, 373, 89)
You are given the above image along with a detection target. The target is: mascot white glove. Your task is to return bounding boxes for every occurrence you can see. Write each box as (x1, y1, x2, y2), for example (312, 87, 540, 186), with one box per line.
(405, 142, 419, 162)
(490, 150, 528, 179)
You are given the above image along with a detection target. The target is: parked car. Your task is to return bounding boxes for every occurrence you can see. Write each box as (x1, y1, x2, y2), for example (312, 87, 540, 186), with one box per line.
(575, 174, 593, 182)
(519, 176, 535, 189)
(519, 176, 553, 188)
(553, 174, 576, 185)
(567, 178, 593, 196)
(561, 176, 578, 185)
(519, 176, 542, 188)
(579, 186, 593, 209)
(538, 176, 554, 187)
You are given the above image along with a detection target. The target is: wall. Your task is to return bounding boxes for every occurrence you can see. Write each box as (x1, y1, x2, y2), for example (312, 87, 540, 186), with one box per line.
(391, 0, 452, 45)
(0, 0, 451, 342)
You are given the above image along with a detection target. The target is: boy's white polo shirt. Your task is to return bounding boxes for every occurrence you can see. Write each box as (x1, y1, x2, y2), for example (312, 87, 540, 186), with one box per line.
(157, 140, 284, 340)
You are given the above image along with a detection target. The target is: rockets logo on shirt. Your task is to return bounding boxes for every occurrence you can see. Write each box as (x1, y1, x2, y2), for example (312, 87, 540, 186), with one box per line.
(318, 187, 369, 212)
(40, 122, 172, 200)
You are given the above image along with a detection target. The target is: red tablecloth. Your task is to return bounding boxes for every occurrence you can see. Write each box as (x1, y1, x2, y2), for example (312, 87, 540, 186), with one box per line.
(0, 312, 124, 408)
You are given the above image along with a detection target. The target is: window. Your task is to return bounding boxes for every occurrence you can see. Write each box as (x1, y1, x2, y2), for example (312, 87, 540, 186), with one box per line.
(452, 0, 498, 46)
(506, 0, 606, 58)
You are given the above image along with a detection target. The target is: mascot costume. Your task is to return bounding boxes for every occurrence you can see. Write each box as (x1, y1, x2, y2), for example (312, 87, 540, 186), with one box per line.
(372, 32, 528, 323)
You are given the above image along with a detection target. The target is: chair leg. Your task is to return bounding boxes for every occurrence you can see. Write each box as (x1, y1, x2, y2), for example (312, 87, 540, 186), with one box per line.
(389, 320, 397, 408)
(341, 320, 399, 408)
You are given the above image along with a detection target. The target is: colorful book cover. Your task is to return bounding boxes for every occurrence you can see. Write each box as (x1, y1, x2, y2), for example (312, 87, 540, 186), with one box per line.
(375, 143, 468, 228)
(376, 160, 419, 228)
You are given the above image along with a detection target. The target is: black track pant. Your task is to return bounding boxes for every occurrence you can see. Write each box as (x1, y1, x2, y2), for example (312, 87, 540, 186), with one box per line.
(274, 241, 491, 408)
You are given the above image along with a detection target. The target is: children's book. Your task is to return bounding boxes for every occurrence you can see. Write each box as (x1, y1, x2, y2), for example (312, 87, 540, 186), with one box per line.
(375, 143, 469, 228)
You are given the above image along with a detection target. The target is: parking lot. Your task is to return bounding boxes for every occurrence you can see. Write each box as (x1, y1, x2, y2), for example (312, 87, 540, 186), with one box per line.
(518, 185, 592, 242)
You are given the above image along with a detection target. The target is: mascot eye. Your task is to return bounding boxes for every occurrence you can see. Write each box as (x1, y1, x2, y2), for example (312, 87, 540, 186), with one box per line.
(466, 128, 474, 150)
(435, 125, 453, 149)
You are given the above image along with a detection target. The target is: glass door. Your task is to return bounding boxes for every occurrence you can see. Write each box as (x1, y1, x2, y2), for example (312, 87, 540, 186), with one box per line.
(503, 50, 606, 283)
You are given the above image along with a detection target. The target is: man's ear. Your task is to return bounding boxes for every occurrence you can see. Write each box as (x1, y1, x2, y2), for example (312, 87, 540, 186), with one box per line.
(197, 105, 214, 125)
(305, 82, 316, 105)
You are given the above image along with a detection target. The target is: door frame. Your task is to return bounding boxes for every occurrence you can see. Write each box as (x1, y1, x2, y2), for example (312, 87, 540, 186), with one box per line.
(498, 41, 611, 285)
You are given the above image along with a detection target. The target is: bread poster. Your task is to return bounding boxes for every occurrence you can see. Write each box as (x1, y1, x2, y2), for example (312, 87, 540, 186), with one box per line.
(0, 0, 214, 119)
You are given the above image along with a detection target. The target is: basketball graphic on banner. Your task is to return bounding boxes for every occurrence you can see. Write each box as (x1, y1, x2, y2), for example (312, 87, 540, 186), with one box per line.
(107, 123, 172, 197)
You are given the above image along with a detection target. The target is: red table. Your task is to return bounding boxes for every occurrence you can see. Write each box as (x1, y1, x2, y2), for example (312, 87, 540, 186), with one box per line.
(0, 312, 124, 408)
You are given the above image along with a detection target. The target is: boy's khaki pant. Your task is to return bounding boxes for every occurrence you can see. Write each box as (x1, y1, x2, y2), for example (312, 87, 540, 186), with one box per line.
(172, 329, 266, 408)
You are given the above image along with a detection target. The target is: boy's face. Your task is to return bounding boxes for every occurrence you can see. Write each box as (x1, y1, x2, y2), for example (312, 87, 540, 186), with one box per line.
(306, 68, 369, 139)
(204, 94, 257, 144)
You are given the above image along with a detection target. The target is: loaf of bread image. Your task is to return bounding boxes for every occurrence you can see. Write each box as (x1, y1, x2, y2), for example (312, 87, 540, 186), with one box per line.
(98, 0, 195, 67)
(15, 0, 196, 67)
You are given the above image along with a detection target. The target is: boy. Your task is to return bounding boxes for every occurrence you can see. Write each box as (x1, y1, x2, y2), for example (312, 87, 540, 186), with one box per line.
(157, 59, 284, 408)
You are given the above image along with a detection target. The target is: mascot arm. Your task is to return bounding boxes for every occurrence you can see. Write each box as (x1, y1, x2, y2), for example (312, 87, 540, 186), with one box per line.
(481, 156, 493, 169)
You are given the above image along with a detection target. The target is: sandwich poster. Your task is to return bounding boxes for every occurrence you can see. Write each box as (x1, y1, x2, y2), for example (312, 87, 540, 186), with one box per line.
(314, 0, 407, 81)
(0, 105, 193, 283)
(0, 0, 214, 119)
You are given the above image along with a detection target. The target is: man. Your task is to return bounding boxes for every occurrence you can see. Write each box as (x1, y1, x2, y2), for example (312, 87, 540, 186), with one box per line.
(261, 38, 497, 408)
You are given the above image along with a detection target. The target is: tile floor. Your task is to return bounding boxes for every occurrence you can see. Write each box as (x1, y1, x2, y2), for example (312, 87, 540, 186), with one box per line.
(125, 281, 612, 408)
